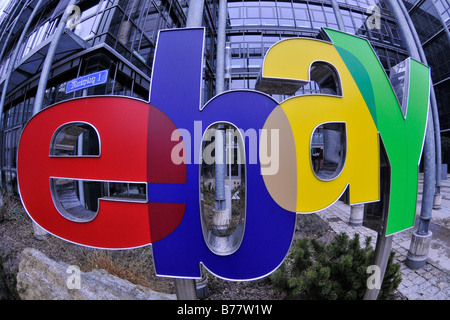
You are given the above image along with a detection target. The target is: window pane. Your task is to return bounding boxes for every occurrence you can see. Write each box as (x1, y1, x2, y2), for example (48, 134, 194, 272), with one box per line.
(311, 9, 325, 22)
(50, 123, 100, 156)
(279, 7, 293, 19)
(261, 6, 275, 18)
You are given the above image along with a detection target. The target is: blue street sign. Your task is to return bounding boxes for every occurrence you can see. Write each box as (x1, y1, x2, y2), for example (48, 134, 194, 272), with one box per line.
(65, 69, 109, 94)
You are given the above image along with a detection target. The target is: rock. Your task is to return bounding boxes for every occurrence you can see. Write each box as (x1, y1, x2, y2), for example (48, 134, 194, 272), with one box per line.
(16, 248, 176, 300)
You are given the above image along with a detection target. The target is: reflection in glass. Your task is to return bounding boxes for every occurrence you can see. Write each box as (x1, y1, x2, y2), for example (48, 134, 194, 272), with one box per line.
(50, 123, 100, 156)
(200, 123, 246, 256)
(51, 178, 147, 222)
(311, 123, 347, 180)
(51, 178, 101, 222)
(309, 61, 342, 96)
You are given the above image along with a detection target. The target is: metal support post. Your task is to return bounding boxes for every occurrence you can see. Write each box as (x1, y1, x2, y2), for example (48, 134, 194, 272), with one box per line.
(186, 0, 205, 28)
(225, 41, 231, 89)
(174, 279, 198, 300)
(406, 113, 435, 268)
(173, 0, 207, 300)
(394, 0, 442, 209)
(30, 0, 77, 239)
(33, 0, 77, 115)
(363, 234, 393, 300)
(329, 0, 345, 31)
(215, 0, 227, 94)
(389, 0, 438, 269)
(349, 204, 364, 227)
(213, 126, 229, 234)
(431, 87, 442, 209)
(197, 0, 230, 298)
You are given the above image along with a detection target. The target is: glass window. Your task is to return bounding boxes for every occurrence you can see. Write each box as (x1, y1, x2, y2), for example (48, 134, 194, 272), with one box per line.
(249, 57, 262, 68)
(324, 6, 337, 25)
(75, 15, 98, 39)
(278, 7, 294, 19)
(351, 13, 365, 30)
(410, 0, 445, 43)
(294, 7, 308, 20)
(313, 123, 347, 181)
(341, 10, 356, 33)
(246, 6, 260, 18)
(15, 102, 24, 126)
(244, 18, 260, 26)
(261, 17, 278, 26)
(423, 32, 450, 83)
(311, 8, 326, 23)
(50, 123, 100, 156)
(261, 4, 277, 25)
(294, 2, 311, 28)
(248, 42, 262, 57)
(107, 182, 146, 200)
(231, 57, 246, 68)
(230, 78, 245, 90)
(228, 6, 242, 19)
(50, 178, 101, 222)
(433, 0, 450, 22)
(34, 21, 49, 47)
(279, 18, 295, 27)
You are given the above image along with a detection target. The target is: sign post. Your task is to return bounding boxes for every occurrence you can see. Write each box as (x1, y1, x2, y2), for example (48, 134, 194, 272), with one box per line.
(364, 234, 393, 300)
(174, 279, 197, 300)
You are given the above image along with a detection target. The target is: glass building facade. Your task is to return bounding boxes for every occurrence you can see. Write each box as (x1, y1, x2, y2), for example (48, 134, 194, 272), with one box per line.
(224, 0, 408, 98)
(0, 0, 448, 195)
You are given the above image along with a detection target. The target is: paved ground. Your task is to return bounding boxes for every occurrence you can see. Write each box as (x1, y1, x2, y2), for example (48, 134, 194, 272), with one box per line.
(319, 174, 449, 300)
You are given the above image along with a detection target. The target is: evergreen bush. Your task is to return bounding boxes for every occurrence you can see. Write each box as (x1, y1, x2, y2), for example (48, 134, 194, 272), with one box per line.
(270, 232, 402, 300)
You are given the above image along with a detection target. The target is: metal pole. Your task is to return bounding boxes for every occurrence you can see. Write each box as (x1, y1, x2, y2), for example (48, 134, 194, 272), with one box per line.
(430, 87, 442, 208)
(388, 0, 436, 269)
(174, 278, 197, 300)
(33, 0, 77, 115)
(363, 234, 393, 300)
(406, 107, 435, 268)
(30, 0, 77, 239)
(173, 0, 207, 300)
(214, 0, 227, 218)
(395, 0, 442, 207)
(417, 114, 436, 236)
(329, 0, 345, 32)
(215, 0, 227, 93)
(186, 0, 204, 28)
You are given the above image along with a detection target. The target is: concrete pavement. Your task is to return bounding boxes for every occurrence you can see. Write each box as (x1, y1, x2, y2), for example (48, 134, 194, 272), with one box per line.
(319, 174, 449, 300)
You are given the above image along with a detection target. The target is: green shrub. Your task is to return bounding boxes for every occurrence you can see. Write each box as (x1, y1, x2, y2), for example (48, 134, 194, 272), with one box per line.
(270, 233, 402, 300)
(0, 192, 25, 222)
